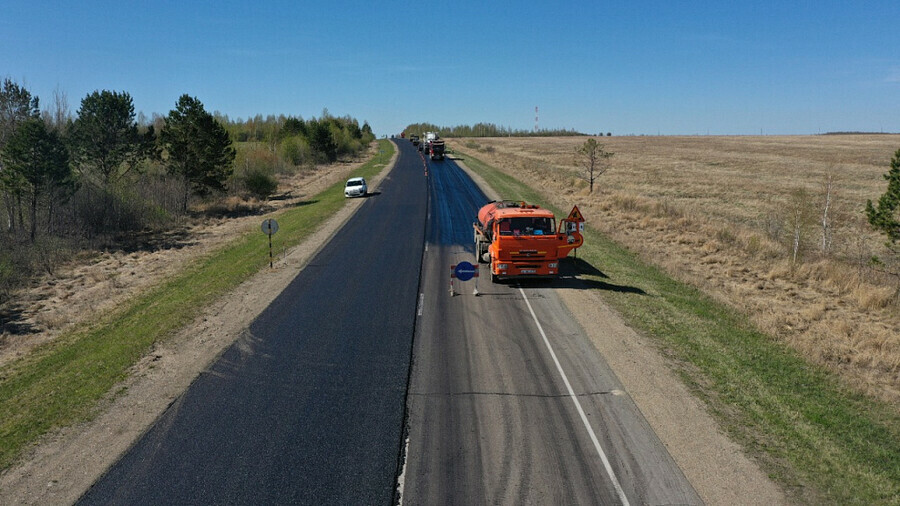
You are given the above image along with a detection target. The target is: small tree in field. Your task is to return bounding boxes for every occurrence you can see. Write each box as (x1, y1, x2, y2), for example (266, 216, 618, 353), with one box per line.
(576, 138, 613, 193)
(786, 188, 816, 269)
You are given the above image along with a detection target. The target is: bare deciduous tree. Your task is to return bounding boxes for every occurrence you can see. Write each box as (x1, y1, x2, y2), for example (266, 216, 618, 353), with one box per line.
(576, 138, 613, 193)
(786, 188, 816, 270)
(820, 172, 837, 254)
(41, 86, 71, 134)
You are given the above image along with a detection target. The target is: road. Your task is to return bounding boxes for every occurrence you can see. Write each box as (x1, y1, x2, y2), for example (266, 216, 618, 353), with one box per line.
(401, 142, 701, 504)
(77, 142, 428, 504)
(78, 139, 700, 504)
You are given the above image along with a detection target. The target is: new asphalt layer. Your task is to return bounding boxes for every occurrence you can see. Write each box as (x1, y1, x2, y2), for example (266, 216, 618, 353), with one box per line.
(78, 144, 427, 505)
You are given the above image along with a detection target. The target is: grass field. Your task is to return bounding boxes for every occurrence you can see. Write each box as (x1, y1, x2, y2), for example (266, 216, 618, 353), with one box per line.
(451, 135, 900, 408)
(0, 139, 394, 472)
(453, 143, 900, 505)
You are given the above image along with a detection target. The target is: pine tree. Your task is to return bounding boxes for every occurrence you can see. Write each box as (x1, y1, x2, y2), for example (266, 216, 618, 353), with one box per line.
(160, 95, 235, 210)
(309, 120, 337, 163)
(0, 79, 41, 233)
(69, 90, 152, 186)
(1, 118, 73, 241)
(866, 148, 900, 247)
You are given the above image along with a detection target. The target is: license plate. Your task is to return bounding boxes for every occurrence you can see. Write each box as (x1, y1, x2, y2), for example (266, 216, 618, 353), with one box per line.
(521, 269, 536, 274)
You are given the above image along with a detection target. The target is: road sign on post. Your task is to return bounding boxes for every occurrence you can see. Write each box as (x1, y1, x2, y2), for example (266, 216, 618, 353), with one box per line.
(567, 205, 585, 222)
(450, 261, 480, 296)
(261, 219, 279, 268)
(454, 261, 477, 281)
(563, 205, 585, 262)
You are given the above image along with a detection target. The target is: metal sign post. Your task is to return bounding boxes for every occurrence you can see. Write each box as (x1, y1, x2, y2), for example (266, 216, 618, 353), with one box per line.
(261, 219, 279, 268)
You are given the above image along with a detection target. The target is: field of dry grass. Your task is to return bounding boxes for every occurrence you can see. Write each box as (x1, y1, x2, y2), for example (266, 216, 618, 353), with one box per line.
(450, 135, 900, 406)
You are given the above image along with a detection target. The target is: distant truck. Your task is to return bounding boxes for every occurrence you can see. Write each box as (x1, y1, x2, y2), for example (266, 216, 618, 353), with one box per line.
(422, 132, 444, 160)
(474, 201, 584, 282)
(429, 139, 445, 160)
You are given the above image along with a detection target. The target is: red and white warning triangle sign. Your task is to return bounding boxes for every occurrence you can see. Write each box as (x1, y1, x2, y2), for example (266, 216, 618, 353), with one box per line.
(567, 205, 585, 222)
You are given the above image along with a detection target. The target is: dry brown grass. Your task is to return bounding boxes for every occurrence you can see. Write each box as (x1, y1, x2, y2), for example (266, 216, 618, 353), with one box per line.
(451, 135, 900, 406)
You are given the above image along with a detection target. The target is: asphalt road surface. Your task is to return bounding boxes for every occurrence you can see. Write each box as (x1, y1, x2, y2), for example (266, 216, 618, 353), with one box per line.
(77, 142, 428, 505)
(400, 144, 701, 505)
(78, 139, 700, 505)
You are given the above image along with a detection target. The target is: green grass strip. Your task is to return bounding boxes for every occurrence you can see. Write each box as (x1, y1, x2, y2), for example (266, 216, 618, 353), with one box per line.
(0, 139, 394, 471)
(456, 147, 900, 505)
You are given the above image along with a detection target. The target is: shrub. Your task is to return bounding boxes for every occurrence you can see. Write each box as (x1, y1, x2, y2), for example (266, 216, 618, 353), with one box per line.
(280, 135, 310, 166)
(72, 184, 153, 237)
(244, 169, 278, 200)
(0, 253, 14, 303)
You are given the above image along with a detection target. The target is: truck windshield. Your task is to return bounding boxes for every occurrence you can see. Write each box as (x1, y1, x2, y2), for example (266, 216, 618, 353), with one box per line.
(499, 217, 555, 236)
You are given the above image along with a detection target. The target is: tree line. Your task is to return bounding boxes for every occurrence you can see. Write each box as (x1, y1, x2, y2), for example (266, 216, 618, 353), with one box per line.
(403, 122, 588, 138)
(222, 110, 373, 162)
(0, 79, 374, 308)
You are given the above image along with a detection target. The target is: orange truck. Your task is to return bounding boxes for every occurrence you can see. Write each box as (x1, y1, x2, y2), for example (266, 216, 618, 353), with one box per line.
(473, 200, 584, 282)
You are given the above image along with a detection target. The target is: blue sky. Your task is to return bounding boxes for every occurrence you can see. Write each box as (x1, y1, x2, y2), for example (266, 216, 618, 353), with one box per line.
(2, 1, 898, 136)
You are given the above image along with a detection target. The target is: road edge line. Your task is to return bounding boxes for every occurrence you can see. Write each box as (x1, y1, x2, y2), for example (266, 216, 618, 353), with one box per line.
(519, 286, 631, 506)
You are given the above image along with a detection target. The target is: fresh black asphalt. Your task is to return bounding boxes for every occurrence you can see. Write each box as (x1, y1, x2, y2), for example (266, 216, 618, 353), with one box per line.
(77, 140, 428, 505)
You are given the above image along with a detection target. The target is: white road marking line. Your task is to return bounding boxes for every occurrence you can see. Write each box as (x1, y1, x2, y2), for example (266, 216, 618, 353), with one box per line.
(519, 287, 631, 506)
(417, 293, 425, 316)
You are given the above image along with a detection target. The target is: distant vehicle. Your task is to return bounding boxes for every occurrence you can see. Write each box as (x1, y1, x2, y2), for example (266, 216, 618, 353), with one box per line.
(400, 132, 406, 138)
(429, 139, 445, 160)
(344, 177, 368, 197)
(410, 135, 420, 146)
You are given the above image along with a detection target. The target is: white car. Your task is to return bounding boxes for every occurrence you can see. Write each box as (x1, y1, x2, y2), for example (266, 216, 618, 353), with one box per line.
(344, 177, 368, 197)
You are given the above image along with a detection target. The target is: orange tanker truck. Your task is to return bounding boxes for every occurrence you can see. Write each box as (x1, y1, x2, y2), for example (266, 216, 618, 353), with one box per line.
(474, 200, 584, 282)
